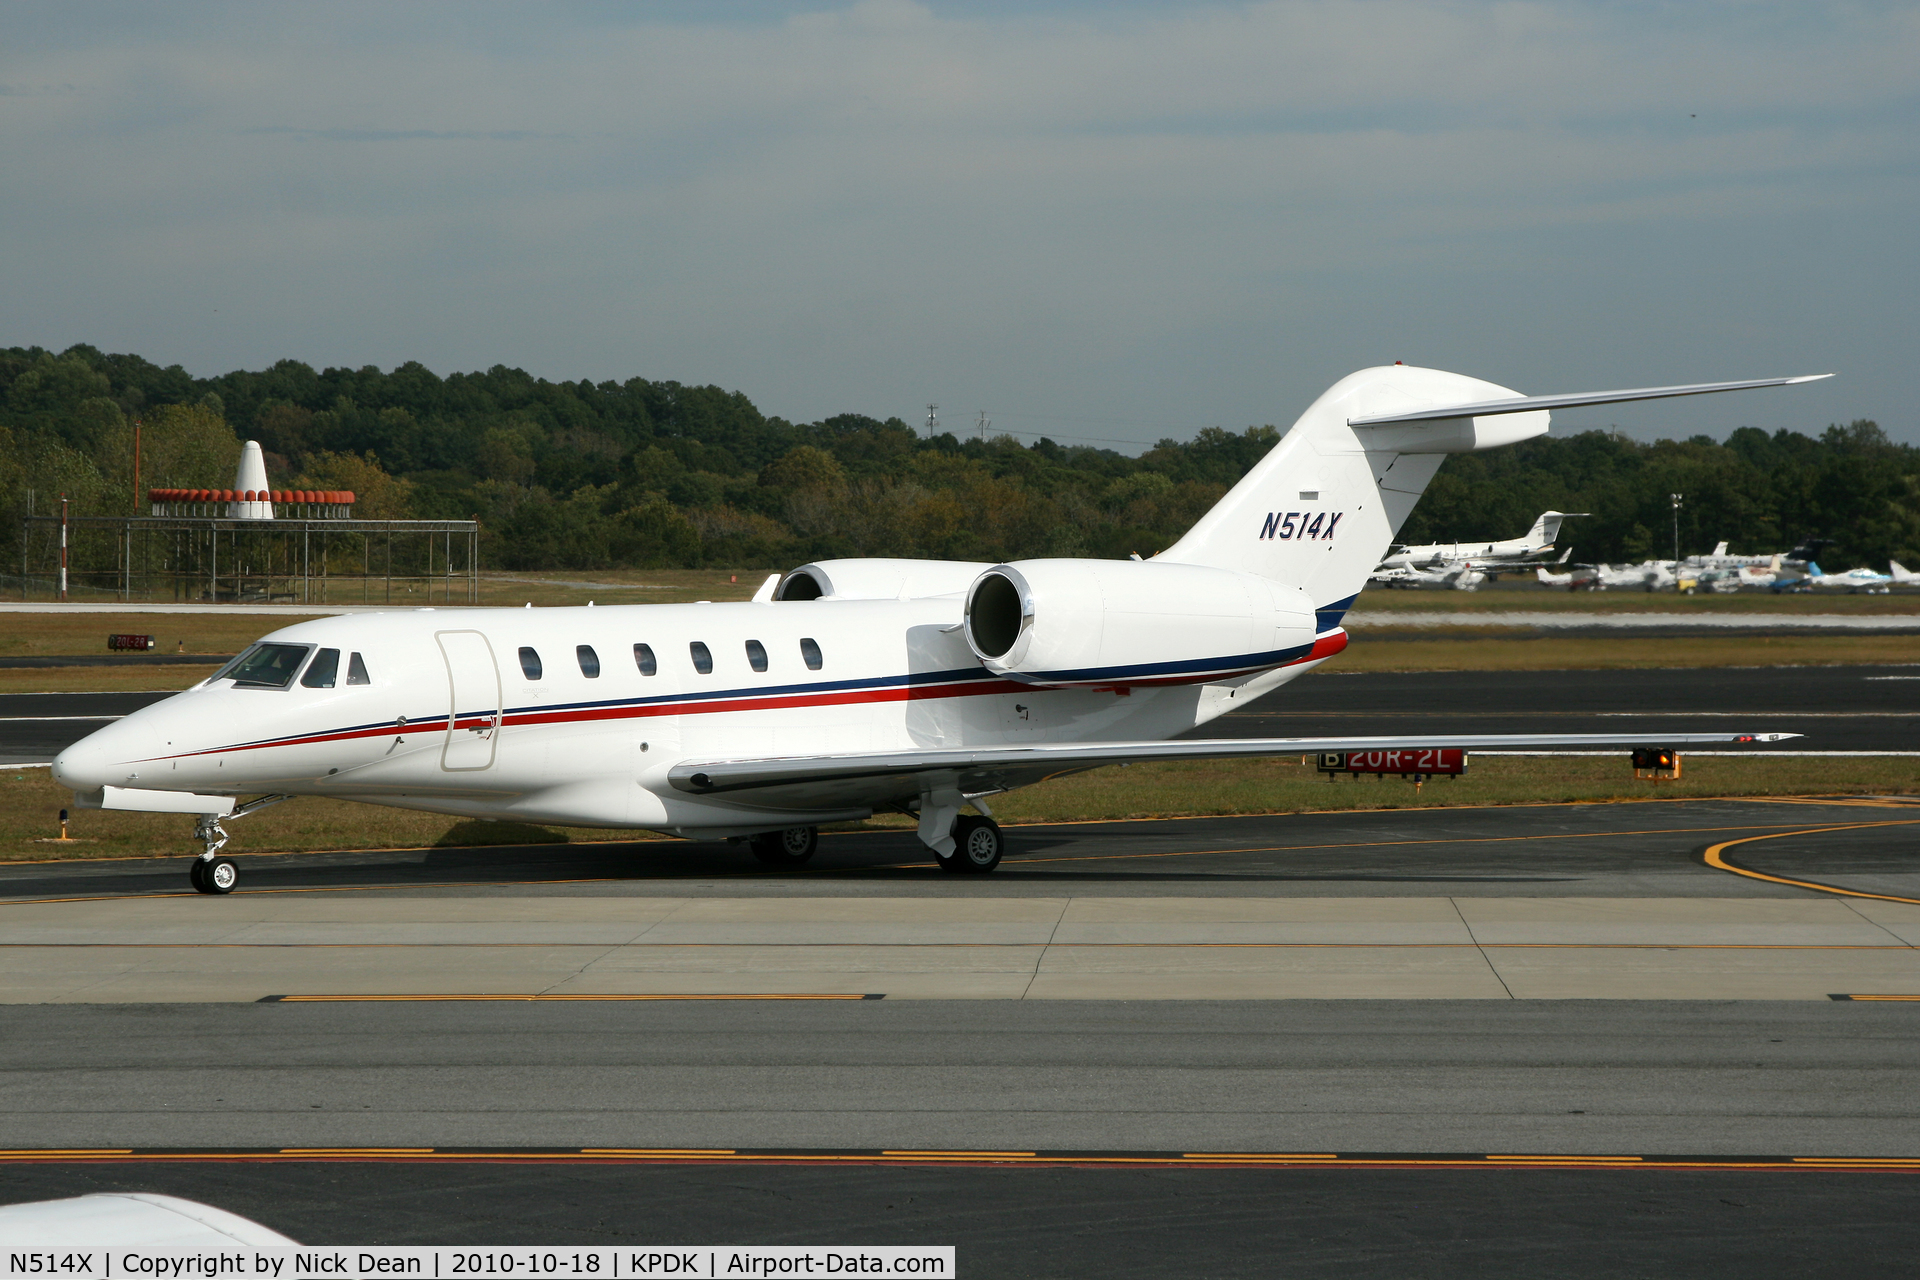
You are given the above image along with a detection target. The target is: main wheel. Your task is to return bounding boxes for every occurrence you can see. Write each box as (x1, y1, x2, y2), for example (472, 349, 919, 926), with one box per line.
(749, 826, 818, 867)
(188, 858, 209, 893)
(948, 815, 1004, 874)
(203, 857, 238, 894)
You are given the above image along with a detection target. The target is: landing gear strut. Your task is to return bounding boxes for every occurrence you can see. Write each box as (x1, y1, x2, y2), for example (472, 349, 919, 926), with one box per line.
(749, 825, 818, 867)
(185, 795, 291, 895)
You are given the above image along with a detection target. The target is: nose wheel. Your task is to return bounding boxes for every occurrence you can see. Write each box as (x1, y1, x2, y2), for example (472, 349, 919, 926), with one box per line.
(189, 856, 238, 894)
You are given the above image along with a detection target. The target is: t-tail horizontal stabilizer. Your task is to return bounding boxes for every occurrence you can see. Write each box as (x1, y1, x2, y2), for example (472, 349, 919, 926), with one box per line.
(1347, 375, 1832, 427)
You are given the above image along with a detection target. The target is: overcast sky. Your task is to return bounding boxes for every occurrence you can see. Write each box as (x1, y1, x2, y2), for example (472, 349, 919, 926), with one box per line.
(3, 1, 1915, 448)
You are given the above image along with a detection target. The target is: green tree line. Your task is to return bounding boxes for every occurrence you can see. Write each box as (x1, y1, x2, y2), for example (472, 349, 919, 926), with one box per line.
(4, 343, 1916, 576)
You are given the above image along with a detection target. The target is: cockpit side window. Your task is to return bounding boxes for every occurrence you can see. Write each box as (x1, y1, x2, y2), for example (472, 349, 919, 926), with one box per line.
(226, 643, 312, 689)
(301, 648, 340, 688)
(346, 652, 371, 685)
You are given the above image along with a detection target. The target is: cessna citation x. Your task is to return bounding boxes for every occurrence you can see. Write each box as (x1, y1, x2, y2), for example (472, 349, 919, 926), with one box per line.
(52, 365, 1823, 892)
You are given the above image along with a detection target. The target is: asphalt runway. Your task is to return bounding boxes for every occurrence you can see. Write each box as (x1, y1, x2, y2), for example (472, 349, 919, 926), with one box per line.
(5, 1158, 1916, 1276)
(5, 664, 1913, 767)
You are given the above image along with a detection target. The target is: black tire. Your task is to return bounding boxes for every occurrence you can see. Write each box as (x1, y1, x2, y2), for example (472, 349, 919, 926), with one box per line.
(749, 826, 818, 867)
(949, 815, 1004, 874)
(188, 859, 210, 893)
(204, 857, 238, 895)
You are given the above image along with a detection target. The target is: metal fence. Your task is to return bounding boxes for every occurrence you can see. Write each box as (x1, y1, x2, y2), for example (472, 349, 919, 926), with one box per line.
(18, 514, 481, 605)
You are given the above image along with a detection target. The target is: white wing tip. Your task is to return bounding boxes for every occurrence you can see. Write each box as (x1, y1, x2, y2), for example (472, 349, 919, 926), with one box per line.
(1786, 374, 1835, 384)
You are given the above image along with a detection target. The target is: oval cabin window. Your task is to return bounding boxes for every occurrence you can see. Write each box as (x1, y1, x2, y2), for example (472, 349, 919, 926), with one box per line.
(577, 644, 600, 678)
(519, 647, 543, 680)
(633, 643, 657, 676)
(800, 637, 823, 671)
(689, 641, 713, 675)
(745, 639, 768, 673)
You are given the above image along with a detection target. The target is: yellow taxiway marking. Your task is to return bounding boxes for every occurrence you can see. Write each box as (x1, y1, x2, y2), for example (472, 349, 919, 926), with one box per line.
(1702, 820, 1920, 905)
(265, 992, 879, 1002)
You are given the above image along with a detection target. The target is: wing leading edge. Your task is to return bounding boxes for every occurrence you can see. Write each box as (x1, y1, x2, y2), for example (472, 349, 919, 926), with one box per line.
(669, 732, 1799, 811)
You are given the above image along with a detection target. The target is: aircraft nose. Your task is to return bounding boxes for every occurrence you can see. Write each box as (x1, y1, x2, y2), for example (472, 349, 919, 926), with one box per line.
(51, 717, 159, 793)
(51, 734, 110, 792)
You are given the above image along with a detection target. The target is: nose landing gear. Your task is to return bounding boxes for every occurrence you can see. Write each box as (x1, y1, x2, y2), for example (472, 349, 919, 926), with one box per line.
(185, 795, 291, 895)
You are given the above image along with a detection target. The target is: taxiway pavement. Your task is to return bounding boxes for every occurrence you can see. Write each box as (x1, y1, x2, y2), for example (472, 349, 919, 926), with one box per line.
(4, 799, 1918, 1267)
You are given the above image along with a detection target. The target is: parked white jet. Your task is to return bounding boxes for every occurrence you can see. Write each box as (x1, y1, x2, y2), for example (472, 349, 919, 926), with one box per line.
(52, 368, 1821, 891)
(1376, 510, 1587, 573)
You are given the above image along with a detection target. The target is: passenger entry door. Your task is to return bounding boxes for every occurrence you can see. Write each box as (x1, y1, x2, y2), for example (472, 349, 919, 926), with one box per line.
(437, 630, 502, 771)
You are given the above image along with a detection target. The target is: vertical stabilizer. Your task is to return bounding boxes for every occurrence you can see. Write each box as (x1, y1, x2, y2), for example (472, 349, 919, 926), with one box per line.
(1159, 365, 1546, 628)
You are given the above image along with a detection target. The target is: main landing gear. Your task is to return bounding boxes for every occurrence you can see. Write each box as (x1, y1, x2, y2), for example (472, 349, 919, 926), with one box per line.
(749, 825, 819, 867)
(935, 814, 1004, 875)
(186, 795, 291, 895)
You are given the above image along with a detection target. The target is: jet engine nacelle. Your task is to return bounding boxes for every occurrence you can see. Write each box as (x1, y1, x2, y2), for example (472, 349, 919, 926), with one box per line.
(776, 558, 993, 601)
(963, 559, 1316, 686)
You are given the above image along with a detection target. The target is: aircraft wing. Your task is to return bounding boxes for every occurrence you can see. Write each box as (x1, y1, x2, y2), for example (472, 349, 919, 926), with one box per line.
(669, 732, 1799, 811)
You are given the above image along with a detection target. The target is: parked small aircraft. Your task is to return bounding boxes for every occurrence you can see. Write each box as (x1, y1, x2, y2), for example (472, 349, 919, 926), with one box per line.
(52, 368, 1820, 890)
(1377, 510, 1587, 573)
(1778, 562, 1894, 593)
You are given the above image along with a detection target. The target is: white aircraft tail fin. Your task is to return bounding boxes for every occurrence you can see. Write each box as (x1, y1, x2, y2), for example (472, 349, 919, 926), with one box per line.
(1159, 366, 1826, 628)
(1159, 365, 1548, 626)
(1713, 541, 1729, 557)
(1892, 560, 1915, 583)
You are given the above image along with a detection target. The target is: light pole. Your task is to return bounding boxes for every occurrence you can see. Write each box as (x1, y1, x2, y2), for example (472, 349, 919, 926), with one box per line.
(1670, 493, 1683, 565)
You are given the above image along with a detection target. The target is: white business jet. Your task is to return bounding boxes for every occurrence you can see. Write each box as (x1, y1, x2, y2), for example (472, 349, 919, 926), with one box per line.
(52, 366, 1822, 892)
(1376, 509, 1588, 573)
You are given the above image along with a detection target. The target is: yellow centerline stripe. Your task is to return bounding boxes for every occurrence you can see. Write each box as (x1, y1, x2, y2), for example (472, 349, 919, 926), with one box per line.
(1701, 820, 1920, 905)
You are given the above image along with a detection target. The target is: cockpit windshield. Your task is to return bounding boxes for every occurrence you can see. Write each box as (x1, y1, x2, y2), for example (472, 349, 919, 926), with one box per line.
(217, 643, 314, 689)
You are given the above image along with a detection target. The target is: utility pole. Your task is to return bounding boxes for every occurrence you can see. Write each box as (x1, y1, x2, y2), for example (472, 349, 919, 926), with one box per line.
(132, 418, 142, 515)
(59, 494, 68, 601)
(1670, 493, 1683, 564)
(976, 410, 990, 440)
(924, 404, 939, 437)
